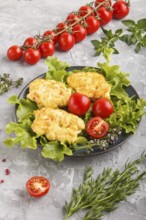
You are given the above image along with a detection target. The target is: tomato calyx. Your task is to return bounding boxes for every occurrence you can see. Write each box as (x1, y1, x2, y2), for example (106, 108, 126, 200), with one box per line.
(26, 176, 50, 198)
(86, 116, 109, 139)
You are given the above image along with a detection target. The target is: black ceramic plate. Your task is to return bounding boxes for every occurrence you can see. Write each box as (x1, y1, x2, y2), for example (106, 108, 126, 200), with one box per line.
(16, 66, 140, 157)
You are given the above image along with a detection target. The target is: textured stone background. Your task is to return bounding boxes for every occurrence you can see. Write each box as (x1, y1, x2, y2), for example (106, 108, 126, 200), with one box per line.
(0, 0, 146, 220)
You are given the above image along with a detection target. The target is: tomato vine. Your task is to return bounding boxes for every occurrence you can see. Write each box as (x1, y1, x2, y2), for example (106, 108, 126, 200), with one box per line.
(7, 0, 130, 65)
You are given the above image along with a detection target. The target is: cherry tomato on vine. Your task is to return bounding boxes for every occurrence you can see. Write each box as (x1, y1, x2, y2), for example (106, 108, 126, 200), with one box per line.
(92, 98, 114, 118)
(86, 116, 109, 139)
(95, 0, 112, 8)
(26, 176, 50, 198)
(78, 5, 93, 17)
(112, 0, 129, 19)
(24, 48, 41, 65)
(66, 13, 80, 25)
(7, 45, 23, 61)
(68, 92, 90, 116)
(23, 37, 38, 48)
(56, 22, 68, 33)
(97, 6, 112, 26)
(43, 30, 58, 44)
(39, 42, 55, 58)
(85, 15, 100, 35)
(72, 24, 87, 43)
(58, 32, 75, 51)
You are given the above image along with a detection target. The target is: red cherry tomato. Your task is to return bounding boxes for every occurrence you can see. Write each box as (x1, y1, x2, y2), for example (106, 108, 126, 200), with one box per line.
(78, 5, 93, 17)
(86, 116, 109, 139)
(68, 92, 91, 116)
(24, 48, 41, 65)
(66, 13, 80, 25)
(7, 45, 23, 61)
(72, 24, 87, 43)
(58, 32, 75, 51)
(43, 30, 58, 44)
(85, 15, 100, 35)
(92, 98, 114, 118)
(26, 176, 50, 198)
(23, 37, 38, 48)
(97, 6, 112, 26)
(112, 0, 129, 19)
(39, 42, 55, 58)
(56, 22, 68, 33)
(95, 0, 112, 8)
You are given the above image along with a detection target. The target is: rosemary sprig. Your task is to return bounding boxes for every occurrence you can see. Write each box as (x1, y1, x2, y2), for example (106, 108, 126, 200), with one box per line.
(120, 18, 146, 53)
(91, 28, 123, 56)
(64, 153, 146, 220)
(0, 73, 23, 95)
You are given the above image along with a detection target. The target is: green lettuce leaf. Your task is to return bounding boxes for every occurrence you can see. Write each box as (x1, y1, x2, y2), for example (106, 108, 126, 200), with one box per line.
(98, 62, 130, 99)
(45, 57, 71, 82)
(40, 137, 72, 162)
(106, 97, 146, 133)
(4, 119, 38, 149)
(8, 95, 37, 122)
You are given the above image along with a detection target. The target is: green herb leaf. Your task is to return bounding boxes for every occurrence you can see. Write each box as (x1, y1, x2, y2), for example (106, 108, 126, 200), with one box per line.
(64, 154, 146, 220)
(137, 18, 146, 30)
(4, 120, 38, 149)
(122, 19, 136, 28)
(40, 138, 72, 162)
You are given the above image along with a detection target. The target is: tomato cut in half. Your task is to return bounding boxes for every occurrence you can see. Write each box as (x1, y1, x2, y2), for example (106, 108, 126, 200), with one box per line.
(86, 116, 109, 139)
(26, 176, 50, 198)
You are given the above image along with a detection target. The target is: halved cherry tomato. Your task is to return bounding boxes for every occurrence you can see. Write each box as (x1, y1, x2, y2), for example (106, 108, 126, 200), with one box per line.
(23, 37, 38, 48)
(43, 30, 58, 44)
(86, 116, 109, 139)
(26, 176, 50, 198)
(68, 92, 90, 116)
(92, 98, 114, 118)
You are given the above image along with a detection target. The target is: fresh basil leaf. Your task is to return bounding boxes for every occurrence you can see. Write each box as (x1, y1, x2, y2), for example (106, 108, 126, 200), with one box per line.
(137, 18, 146, 30)
(115, 29, 123, 35)
(113, 48, 119, 54)
(122, 19, 136, 28)
(135, 43, 141, 53)
(120, 34, 129, 42)
(142, 34, 146, 46)
(91, 39, 101, 47)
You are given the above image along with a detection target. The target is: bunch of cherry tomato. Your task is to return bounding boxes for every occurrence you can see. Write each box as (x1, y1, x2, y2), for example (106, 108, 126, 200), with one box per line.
(7, 0, 130, 65)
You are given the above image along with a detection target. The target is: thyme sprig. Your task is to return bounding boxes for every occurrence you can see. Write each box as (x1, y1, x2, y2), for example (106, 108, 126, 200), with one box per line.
(0, 73, 23, 95)
(64, 153, 146, 220)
